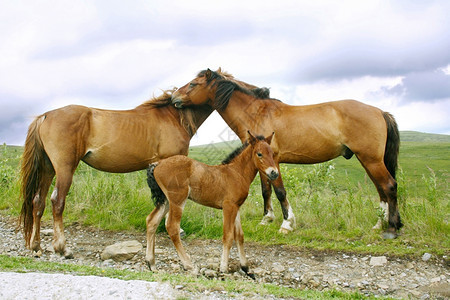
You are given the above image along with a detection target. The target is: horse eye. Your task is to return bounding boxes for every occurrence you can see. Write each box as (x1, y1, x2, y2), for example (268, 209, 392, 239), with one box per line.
(189, 83, 197, 88)
(257, 152, 262, 158)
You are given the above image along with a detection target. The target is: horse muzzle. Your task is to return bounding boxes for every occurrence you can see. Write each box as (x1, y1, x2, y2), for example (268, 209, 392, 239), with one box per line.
(266, 167, 279, 181)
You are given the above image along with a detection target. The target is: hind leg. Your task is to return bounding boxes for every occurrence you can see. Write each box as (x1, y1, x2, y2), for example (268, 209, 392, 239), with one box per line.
(30, 172, 54, 253)
(360, 160, 402, 238)
(166, 196, 194, 271)
(234, 211, 249, 274)
(51, 169, 74, 257)
(259, 175, 275, 225)
(145, 200, 169, 270)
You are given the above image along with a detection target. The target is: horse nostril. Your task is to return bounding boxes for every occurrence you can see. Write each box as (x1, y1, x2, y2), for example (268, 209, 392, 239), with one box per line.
(270, 170, 279, 180)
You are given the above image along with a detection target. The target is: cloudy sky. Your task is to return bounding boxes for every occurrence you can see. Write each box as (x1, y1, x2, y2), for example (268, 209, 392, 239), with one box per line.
(1, 0, 449, 146)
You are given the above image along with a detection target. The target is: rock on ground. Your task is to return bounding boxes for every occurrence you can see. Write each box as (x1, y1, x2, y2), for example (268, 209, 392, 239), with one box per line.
(0, 272, 175, 300)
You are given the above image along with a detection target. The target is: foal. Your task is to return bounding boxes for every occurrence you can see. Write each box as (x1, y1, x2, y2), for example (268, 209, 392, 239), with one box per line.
(146, 131, 278, 274)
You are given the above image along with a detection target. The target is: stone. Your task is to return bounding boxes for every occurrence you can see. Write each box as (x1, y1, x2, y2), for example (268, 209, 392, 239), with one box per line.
(422, 253, 432, 261)
(204, 269, 217, 278)
(272, 264, 285, 273)
(370, 256, 388, 266)
(41, 229, 53, 236)
(100, 240, 142, 262)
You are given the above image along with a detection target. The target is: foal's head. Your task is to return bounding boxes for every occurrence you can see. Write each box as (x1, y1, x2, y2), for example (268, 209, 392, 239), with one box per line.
(248, 131, 279, 181)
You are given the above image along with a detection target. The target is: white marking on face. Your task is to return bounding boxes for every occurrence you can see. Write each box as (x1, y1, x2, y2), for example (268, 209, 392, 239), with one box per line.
(265, 167, 279, 179)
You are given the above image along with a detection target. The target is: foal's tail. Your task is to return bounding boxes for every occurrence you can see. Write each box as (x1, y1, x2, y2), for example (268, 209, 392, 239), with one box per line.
(19, 115, 48, 247)
(382, 112, 400, 179)
(147, 163, 166, 206)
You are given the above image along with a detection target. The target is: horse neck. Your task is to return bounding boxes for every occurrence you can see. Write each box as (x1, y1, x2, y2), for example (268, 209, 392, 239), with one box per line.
(227, 146, 259, 187)
(135, 103, 212, 138)
(217, 92, 271, 142)
(189, 105, 214, 135)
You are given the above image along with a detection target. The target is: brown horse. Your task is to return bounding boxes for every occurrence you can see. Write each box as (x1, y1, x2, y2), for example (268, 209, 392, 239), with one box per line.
(171, 69, 403, 238)
(19, 89, 214, 257)
(146, 131, 278, 274)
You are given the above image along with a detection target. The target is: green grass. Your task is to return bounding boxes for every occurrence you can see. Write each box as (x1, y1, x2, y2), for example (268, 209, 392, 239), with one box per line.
(0, 255, 388, 299)
(0, 132, 449, 258)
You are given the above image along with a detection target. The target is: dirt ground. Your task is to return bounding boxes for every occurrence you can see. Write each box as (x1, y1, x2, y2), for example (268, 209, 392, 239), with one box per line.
(1, 216, 449, 299)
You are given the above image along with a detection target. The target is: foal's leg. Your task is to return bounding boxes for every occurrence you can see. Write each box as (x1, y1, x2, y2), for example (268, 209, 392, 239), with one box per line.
(30, 172, 54, 253)
(145, 200, 169, 270)
(166, 196, 195, 271)
(259, 175, 275, 225)
(234, 211, 249, 273)
(271, 164, 296, 234)
(220, 202, 239, 273)
(51, 168, 75, 258)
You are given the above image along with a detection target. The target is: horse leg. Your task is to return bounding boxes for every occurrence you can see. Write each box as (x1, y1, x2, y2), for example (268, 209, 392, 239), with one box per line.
(50, 169, 74, 258)
(145, 200, 169, 270)
(259, 175, 275, 225)
(271, 165, 296, 234)
(220, 202, 239, 273)
(164, 212, 185, 237)
(30, 172, 54, 253)
(166, 198, 195, 272)
(234, 211, 249, 274)
(360, 160, 402, 238)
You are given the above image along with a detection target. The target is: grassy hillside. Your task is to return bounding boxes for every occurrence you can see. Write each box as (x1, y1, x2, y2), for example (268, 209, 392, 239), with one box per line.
(0, 131, 449, 256)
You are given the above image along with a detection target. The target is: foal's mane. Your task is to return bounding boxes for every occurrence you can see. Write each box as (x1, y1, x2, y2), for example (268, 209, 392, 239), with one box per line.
(221, 135, 265, 165)
(138, 89, 201, 136)
(199, 69, 278, 111)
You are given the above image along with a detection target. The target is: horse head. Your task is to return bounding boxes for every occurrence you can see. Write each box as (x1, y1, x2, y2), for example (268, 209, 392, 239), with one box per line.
(172, 68, 270, 110)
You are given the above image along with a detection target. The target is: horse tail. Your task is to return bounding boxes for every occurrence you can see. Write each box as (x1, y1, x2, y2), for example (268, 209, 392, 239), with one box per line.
(146, 163, 166, 206)
(382, 112, 400, 179)
(19, 115, 48, 247)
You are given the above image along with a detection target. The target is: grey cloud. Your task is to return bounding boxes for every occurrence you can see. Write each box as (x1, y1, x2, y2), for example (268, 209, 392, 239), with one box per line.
(379, 69, 450, 103)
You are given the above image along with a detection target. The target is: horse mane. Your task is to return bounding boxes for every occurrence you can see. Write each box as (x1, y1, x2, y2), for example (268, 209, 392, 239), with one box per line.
(138, 89, 199, 136)
(221, 135, 265, 165)
(199, 69, 277, 111)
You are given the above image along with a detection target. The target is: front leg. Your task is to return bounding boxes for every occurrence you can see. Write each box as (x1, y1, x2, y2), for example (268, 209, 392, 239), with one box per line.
(271, 165, 296, 234)
(221, 202, 239, 273)
(259, 175, 275, 225)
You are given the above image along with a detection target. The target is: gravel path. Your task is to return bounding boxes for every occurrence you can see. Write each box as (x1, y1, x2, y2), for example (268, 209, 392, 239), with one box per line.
(1, 215, 449, 299)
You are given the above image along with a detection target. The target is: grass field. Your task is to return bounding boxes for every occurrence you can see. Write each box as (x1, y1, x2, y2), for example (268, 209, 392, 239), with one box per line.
(0, 131, 449, 257)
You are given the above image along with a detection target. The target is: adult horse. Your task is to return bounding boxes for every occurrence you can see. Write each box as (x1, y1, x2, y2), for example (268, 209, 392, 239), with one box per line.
(171, 69, 403, 238)
(19, 89, 213, 257)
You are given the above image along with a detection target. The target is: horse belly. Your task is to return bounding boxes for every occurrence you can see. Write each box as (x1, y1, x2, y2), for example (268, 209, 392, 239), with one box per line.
(82, 147, 157, 173)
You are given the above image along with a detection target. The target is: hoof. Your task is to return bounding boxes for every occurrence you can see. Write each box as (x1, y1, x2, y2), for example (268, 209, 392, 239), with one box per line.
(278, 219, 294, 234)
(259, 211, 275, 225)
(180, 228, 186, 238)
(146, 260, 155, 271)
(33, 250, 42, 257)
(259, 216, 274, 226)
(63, 248, 74, 259)
(382, 231, 398, 239)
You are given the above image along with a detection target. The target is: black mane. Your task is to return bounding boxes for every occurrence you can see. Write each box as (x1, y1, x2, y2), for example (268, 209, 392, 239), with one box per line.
(199, 69, 276, 111)
(221, 135, 265, 165)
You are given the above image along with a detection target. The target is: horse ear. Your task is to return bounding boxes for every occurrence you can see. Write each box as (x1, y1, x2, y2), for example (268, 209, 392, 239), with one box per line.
(265, 132, 275, 145)
(217, 67, 222, 74)
(247, 130, 257, 145)
(205, 68, 212, 80)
